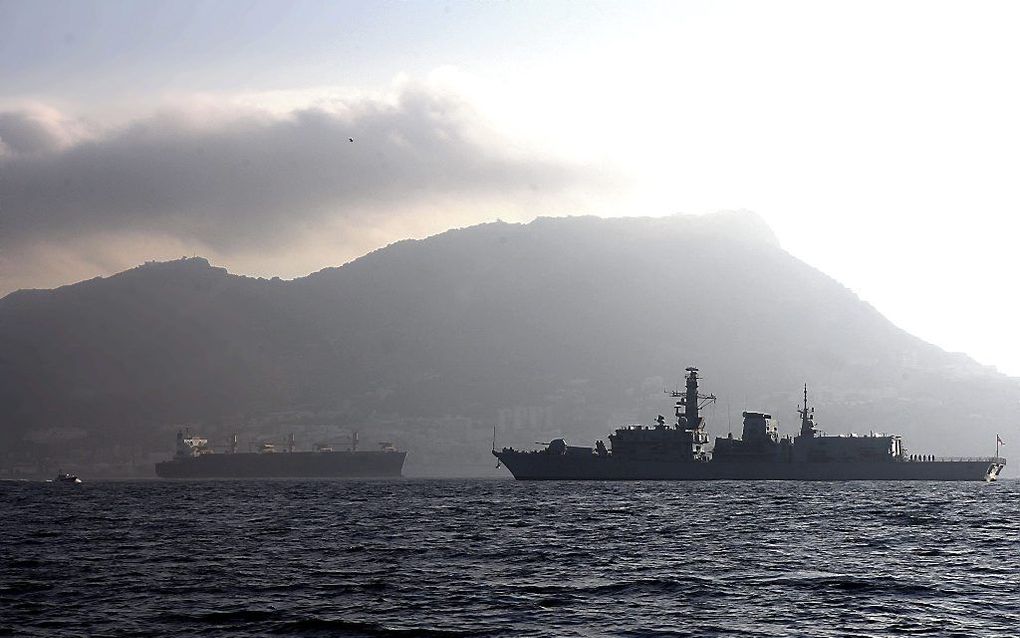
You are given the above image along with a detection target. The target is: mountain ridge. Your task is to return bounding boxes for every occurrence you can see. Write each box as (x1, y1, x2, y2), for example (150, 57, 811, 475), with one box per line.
(1, 212, 1015, 476)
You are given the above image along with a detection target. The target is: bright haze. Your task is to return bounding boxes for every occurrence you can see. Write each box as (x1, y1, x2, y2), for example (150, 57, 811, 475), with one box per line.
(2, 0, 1019, 375)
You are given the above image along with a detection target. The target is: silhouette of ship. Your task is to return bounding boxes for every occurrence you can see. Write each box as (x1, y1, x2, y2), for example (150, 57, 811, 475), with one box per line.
(494, 367, 1005, 481)
(54, 472, 82, 484)
(156, 430, 405, 478)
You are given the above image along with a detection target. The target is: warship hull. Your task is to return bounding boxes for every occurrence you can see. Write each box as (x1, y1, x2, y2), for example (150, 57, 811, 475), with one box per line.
(156, 450, 406, 479)
(496, 452, 1004, 481)
(495, 368, 1007, 482)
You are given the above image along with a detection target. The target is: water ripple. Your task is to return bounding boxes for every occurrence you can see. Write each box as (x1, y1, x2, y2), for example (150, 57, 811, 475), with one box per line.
(1, 479, 1017, 637)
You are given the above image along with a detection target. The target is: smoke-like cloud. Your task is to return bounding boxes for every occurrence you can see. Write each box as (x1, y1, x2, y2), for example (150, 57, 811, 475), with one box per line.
(0, 106, 89, 157)
(1, 85, 591, 249)
(0, 83, 614, 294)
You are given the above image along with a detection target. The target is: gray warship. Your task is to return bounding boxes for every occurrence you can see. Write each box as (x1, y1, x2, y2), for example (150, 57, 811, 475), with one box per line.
(156, 430, 405, 479)
(494, 367, 1005, 481)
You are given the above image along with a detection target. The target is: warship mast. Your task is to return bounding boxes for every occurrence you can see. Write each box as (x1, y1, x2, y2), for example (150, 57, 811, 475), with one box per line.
(798, 384, 817, 438)
(673, 367, 717, 430)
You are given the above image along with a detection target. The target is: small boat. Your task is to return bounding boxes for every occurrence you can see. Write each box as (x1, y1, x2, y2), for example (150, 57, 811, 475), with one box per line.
(54, 472, 82, 484)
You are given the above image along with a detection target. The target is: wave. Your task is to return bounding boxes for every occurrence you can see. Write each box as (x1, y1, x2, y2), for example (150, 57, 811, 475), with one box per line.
(270, 618, 472, 637)
(156, 609, 279, 624)
(519, 575, 720, 597)
(758, 574, 937, 595)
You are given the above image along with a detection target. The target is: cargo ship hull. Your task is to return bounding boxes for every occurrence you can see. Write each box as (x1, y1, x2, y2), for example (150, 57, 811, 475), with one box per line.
(496, 452, 1004, 481)
(156, 450, 406, 479)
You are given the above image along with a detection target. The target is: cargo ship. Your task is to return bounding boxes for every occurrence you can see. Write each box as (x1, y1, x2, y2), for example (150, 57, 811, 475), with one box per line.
(156, 430, 405, 478)
(494, 367, 1005, 481)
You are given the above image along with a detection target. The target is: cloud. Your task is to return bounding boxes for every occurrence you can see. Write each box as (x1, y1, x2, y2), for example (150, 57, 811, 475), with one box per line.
(0, 81, 619, 294)
(0, 82, 605, 253)
(0, 106, 88, 157)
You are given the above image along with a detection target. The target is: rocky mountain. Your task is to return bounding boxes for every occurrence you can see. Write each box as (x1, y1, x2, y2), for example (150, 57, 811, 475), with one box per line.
(2, 212, 1016, 476)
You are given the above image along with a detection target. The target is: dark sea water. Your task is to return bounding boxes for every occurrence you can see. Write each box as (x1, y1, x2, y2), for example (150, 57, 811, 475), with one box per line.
(2, 479, 1018, 637)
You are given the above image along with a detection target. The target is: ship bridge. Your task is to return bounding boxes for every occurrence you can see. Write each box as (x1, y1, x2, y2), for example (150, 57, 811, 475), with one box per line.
(607, 367, 714, 461)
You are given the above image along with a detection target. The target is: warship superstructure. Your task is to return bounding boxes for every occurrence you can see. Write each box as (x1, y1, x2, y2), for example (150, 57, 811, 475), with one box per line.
(156, 430, 405, 478)
(494, 367, 1005, 481)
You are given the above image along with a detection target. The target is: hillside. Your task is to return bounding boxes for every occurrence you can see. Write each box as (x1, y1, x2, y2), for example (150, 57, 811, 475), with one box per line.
(2, 213, 1016, 476)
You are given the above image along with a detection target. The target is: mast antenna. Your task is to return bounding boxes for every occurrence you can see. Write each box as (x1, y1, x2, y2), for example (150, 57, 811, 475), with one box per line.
(798, 383, 817, 437)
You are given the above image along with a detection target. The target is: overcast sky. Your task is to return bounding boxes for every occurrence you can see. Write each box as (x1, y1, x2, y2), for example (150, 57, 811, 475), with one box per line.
(2, 0, 1019, 376)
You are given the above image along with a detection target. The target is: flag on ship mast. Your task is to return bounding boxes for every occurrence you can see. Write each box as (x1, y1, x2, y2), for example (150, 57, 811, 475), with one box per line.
(997, 434, 1005, 446)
